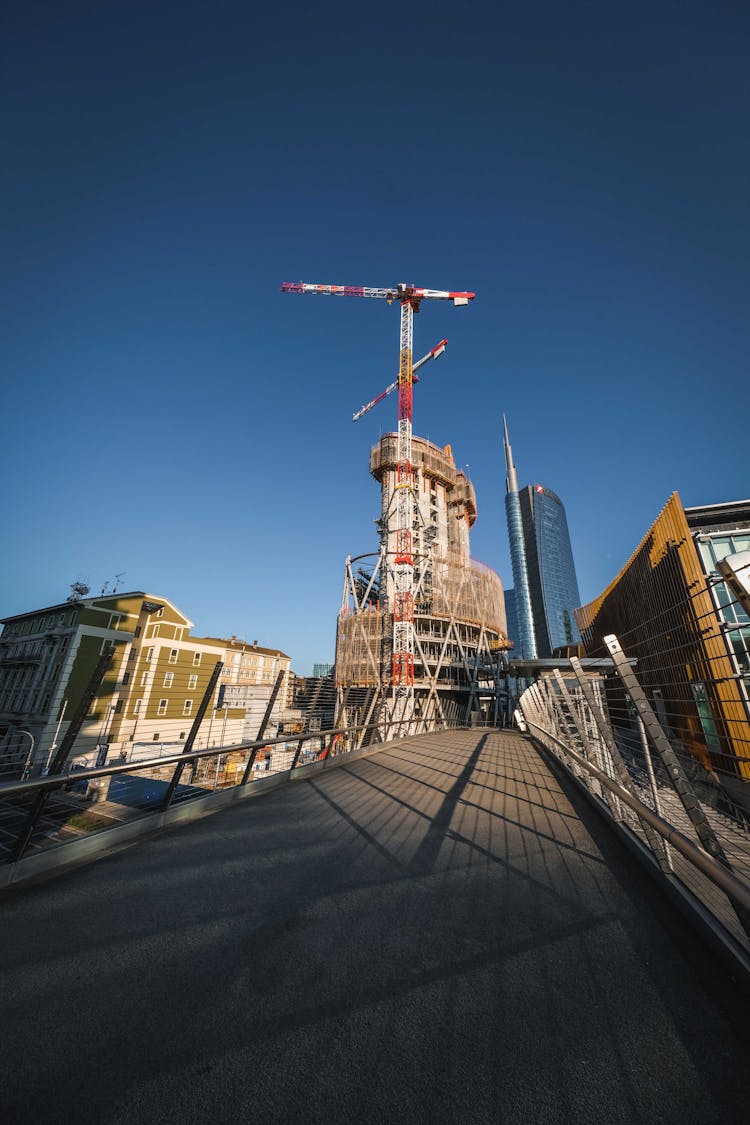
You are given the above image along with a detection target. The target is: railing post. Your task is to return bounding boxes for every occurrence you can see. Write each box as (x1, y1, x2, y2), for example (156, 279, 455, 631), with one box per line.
(568, 658, 678, 866)
(601, 636, 733, 866)
(9, 643, 116, 864)
(162, 661, 223, 811)
(240, 745, 261, 787)
(551, 670, 598, 790)
(603, 635, 750, 935)
(256, 669, 286, 742)
(636, 715, 673, 871)
(290, 737, 306, 771)
(568, 658, 631, 822)
(521, 684, 546, 738)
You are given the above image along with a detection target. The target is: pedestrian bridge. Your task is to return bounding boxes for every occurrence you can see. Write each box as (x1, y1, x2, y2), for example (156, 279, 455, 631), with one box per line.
(1, 730, 748, 1124)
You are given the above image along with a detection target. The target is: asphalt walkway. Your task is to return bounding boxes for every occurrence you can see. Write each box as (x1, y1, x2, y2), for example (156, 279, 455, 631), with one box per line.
(1, 730, 747, 1124)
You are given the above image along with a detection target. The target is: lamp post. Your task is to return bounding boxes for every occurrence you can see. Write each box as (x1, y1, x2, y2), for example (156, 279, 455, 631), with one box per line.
(18, 730, 35, 779)
(44, 700, 68, 775)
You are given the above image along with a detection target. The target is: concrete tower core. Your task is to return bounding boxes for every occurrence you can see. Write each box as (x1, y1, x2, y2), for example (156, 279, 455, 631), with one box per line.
(335, 433, 510, 736)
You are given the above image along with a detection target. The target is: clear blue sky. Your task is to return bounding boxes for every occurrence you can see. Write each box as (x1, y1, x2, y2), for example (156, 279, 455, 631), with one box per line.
(2, 1, 748, 673)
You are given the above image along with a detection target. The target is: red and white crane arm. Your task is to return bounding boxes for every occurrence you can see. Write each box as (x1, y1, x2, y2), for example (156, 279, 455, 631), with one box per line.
(282, 275, 475, 727)
(281, 281, 475, 306)
(352, 339, 448, 422)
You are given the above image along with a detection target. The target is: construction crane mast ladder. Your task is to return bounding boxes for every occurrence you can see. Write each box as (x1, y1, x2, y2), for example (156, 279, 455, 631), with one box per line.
(352, 339, 448, 423)
(281, 280, 476, 731)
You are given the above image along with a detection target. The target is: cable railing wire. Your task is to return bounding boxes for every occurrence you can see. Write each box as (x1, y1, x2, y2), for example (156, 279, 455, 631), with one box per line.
(518, 679, 750, 960)
(0, 702, 477, 866)
(579, 568, 749, 655)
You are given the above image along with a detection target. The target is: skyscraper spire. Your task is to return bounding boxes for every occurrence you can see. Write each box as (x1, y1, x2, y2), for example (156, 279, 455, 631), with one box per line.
(502, 415, 537, 660)
(503, 413, 519, 495)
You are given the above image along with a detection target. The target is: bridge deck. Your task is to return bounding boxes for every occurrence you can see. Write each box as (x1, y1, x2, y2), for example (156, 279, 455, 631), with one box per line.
(1, 730, 747, 1124)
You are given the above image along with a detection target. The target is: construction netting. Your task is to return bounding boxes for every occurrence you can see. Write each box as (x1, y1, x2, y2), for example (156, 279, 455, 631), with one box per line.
(335, 607, 385, 687)
(335, 554, 507, 687)
(427, 554, 506, 635)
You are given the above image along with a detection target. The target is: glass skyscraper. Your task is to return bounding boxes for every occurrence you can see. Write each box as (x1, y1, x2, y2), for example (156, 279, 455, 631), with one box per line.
(503, 419, 581, 659)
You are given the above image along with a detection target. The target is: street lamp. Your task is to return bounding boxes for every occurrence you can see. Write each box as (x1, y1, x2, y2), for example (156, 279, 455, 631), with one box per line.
(44, 699, 68, 774)
(18, 729, 35, 779)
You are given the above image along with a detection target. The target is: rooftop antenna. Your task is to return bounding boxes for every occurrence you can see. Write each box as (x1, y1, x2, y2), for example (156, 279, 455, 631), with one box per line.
(67, 579, 90, 604)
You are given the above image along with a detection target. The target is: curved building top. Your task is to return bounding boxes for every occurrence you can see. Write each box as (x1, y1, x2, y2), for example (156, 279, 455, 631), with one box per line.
(370, 433, 477, 526)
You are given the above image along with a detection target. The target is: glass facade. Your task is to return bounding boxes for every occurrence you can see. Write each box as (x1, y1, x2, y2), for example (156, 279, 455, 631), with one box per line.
(696, 532, 750, 691)
(518, 485, 581, 657)
(577, 494, 750, 778)
(503, 589, 518, 657)
(505, 491, 537, 659)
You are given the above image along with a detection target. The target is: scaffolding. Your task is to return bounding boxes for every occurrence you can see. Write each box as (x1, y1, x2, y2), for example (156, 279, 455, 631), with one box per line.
(335, 432, 512, 739)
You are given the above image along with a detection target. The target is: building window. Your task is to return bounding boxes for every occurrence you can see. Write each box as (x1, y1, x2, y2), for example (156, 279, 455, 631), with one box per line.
(114, 700, 123, 714)
(169, 649, 178, 664)
(135, 626, 142, 637)
(183, 700, 193, 716)
(188, 674, 197, 690)
(153, 732, 160, 741)
(133, 699, 142, 715)
(163, 672, 174, 688)
(140, 671, 148, 687)
(193, 651, 202, 666)
(158, 699, 168, 716)
(145, 648, 154, 663)
(122, 671, 130, 685)
(156, 607, 164, 618)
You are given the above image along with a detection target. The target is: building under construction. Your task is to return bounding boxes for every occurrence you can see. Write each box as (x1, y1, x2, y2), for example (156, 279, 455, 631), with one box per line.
(335, 433, 510, 736)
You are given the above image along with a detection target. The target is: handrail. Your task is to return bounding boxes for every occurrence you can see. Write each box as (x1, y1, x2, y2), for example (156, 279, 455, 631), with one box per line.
(1, 714, 461, 864)
(524, 717, 750, 915)
(0, 716, 420, 800)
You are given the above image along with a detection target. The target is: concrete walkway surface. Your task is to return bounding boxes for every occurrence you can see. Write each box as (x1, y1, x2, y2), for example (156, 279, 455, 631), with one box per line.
(1, 730, 748, 1124)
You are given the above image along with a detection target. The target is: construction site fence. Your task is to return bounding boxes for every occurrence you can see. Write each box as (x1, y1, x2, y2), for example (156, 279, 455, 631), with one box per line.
(0, 709, 474, 870)
(515, 640, 750, 972)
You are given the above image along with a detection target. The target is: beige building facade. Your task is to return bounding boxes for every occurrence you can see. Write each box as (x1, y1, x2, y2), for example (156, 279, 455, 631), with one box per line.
(0, 591, 291, 774)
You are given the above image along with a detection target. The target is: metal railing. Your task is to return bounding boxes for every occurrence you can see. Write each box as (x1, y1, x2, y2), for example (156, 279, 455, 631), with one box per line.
(0, 710, 463, 868)
(516, 639, 750, 963)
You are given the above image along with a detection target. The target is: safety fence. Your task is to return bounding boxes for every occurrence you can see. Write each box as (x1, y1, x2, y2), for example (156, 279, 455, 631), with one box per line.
(0, 703, 463, 870)
(516, 635, 750, 965)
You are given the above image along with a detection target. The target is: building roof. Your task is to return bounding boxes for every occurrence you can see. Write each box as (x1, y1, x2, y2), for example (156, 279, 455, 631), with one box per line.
(0, 591, 193, 627)
(198, 637, 290, 659)
(684, 499, 750, 532)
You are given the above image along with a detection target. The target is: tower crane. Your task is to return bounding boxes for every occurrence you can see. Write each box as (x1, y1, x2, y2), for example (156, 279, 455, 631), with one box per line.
(281, 280, 476, 731)
(352, 339, 447, 422)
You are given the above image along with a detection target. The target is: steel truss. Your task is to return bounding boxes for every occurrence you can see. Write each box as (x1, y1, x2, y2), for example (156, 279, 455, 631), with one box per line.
(335, 551, 507, 743)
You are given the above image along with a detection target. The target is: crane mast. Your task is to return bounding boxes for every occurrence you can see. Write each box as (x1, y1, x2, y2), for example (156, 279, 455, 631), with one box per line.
(352, 339, 447, 422)
(281, 279, 475, 734)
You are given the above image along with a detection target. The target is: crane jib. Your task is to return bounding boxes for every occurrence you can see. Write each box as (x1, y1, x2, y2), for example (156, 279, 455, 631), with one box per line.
(280, 282, 475, 302)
